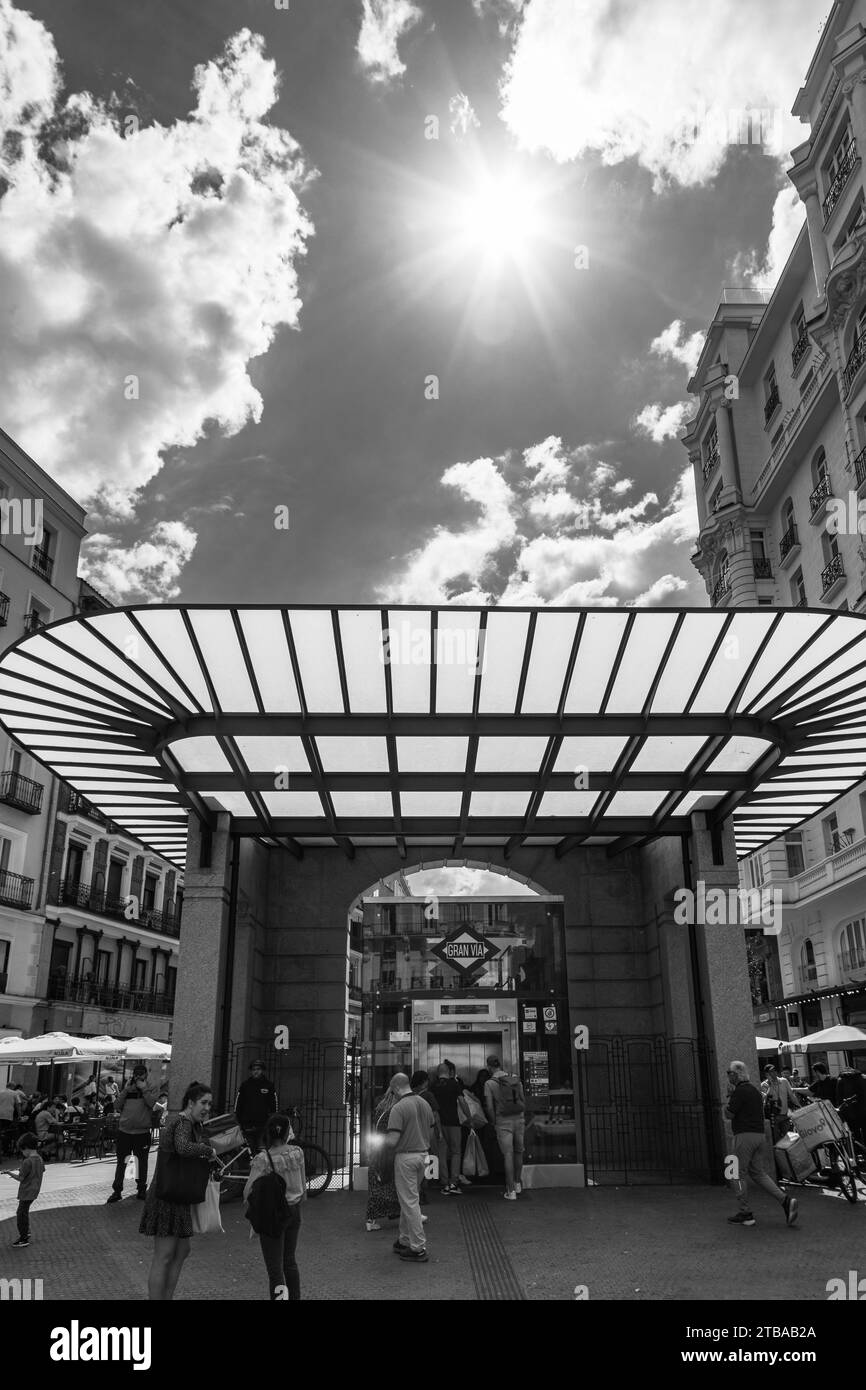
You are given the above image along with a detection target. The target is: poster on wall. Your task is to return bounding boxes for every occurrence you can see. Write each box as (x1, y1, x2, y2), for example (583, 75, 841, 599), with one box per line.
(523, 1050, 550, 1098)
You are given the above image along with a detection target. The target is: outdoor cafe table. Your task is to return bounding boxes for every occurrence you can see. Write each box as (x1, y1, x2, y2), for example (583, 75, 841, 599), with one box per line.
(49, 1122, 86, 1161)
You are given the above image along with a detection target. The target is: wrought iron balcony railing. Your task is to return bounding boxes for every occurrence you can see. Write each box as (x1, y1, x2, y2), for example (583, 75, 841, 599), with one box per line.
(46, 971, 175, 1016)
(791, 331, 810, 370)
(0, 591, 8, 627)
(753, 557, 773, 580)
(823, 139, 858, 220)
(855, 444, 866, 490)
(59, 787, 111, 825)
(821, 553, 846, 594)
(764, 385, 781, 423)
(30, 546, 53, 583)
(24, 610, 45, 635)
(711, 572, 731, 606)
(843, 335, 866, 395)
(809, 475, 832, 516)
(0, 770, 44, 815)
(0, 870, 34, 910)
(55, 879, 180, 937)
(795, 594, 809, 608)
(779, 524, 799, 561)
(702, 446, 720, 481)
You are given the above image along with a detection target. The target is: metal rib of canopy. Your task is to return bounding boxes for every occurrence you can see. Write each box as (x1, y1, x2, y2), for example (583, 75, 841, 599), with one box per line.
(0, 605, 865, 871)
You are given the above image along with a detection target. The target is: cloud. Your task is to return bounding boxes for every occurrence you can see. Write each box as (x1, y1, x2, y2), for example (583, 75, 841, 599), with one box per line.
(82, 521, 197, 601)
(498, 0, 822, 189)
(377, 437, 701, 607)
(729, 184, 807, 289)
(650, 320, 705, 375)
(0, 9, 314, 560)
(405, 865, 537, 896)
(471, 0, 526, 37)
(357, 0, 423, 84)
(449, 92, 480, 138)
(634, 402, 692, 443)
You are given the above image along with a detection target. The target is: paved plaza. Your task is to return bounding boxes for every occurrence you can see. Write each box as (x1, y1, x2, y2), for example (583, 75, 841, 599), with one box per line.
(1, 1152, 863, 1302)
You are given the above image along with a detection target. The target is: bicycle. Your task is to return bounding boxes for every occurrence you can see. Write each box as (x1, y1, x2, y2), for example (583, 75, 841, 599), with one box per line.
(208, 1108, 333, 1203)
(797, 1098, 866, 1205)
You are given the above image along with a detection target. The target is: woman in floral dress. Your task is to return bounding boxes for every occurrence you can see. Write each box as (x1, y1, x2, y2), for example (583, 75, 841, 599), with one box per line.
(139, 1081, 216, 1300)
(365, 1084, 401, 1231)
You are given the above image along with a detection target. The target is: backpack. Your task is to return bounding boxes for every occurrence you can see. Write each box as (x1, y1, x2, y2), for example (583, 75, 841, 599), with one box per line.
(245, 1149, 291, 1238)
(494, 1075, 525, 1118)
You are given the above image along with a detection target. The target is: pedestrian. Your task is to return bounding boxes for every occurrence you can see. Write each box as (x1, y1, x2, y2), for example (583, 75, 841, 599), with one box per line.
(483, 1055, 526, 1201)
(1, 1131, 45, 1248)
(472, 1068, 501, 1178)
(139, 1080, 217, 1301)
(103, 1075, 119, 1114)
(365, 1082, 402, 1231)
(725, 1061, 797, 1228)
(384, 1072, 433, 1263)
(243, 1112, 305, 1300)
(836, 1066, 866, 1144)
(761, 1064, 800, 1143)
(0, 1079, 19, 1148)
(82, 1072, 98, 1103)
(429, 1062, 466, 1194)
(410, 1070, 438, 1209)
(234, 1059, 278, 1154)
(808, 1062, 837, 1103)
(106, 1064, 160, 1203)
(154, 1092, 169, 1128)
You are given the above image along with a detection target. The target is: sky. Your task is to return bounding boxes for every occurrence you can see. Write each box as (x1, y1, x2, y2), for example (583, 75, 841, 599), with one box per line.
(0, 0, 832, 608)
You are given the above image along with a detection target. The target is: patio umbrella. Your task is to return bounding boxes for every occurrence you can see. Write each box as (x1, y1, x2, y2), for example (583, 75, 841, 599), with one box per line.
(796, 1024, 866, 1052)
(122, 1037, 171, 1060)
(0, 1031, 89, 1062)
(755, 1036, 782, 1054)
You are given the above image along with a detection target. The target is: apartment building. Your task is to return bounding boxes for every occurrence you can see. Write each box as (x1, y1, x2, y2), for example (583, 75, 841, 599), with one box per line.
(0, 427, 181, 1043)
(684, 0, 866, 1052)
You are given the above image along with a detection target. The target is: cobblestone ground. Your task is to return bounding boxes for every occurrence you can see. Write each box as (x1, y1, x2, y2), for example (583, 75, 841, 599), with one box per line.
(1, 1151, 864, 1300)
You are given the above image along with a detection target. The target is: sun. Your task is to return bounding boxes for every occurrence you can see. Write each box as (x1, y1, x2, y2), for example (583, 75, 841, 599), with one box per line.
(449, 172, 547, 268)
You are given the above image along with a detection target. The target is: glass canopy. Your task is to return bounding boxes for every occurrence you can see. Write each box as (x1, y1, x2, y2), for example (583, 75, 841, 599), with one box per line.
(1, 605, 864, 870)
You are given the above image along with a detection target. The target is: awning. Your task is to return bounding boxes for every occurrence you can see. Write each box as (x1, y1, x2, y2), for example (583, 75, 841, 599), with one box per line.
(2, 605, 866, 868)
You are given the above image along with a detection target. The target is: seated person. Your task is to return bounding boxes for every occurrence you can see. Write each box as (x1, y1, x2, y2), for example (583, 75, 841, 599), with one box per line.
(34, 1102, 62, 1160)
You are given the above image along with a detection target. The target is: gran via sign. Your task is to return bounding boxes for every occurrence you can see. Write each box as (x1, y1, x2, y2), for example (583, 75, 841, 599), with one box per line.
(429, 925, 496, 978)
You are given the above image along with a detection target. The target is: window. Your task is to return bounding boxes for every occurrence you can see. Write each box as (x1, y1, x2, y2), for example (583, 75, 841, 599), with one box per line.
(792, 304, 806, 344)
(709, 481, 723, 513)
(133, 959, 148, 992)
(801, 938, 818, 985)
(0, 939, 8, 992)
(764, 364, 780, 422)
(703, 420, 720, 479)
(835, 193, 865, 251)
(791, 568, 807, 605)
(166, 965, 177, 999)
(65, 842, 85, 888)
(143, 873, 158, 912)
(840, 918, 866, 972)
(751, 530, 766, 561)
(781, 497, 795, 534)
(812, 448, 829, 486)
(821, 528, 840, 565)
(107, 858, 124, 899)
(748, 854, 764, 888)
(0, 836, 11, 875)
(785, 833, 805, 876)
(95, 949, 110, 983)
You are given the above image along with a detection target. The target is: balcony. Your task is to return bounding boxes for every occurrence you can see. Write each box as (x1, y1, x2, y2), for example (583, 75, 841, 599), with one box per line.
(0, 770, 44, 815)
(46, 971, 175, 1017)
(0, 591, 8, 627)
(24, 610, 45, 635)
(30, 546, 53, 583)
(59, 787, 111, 826)
(839, 945, 866, 978)
(809, 474, 833, 521)
(856, 444, 866, 494)
(711, 572, 731, 606)
(798, 963, 820, 991)
(843, 335, 866, 397)
(779, 524, 800, 568)
(823, 139, 858, 221)
(763, 384, 781, 425)
(791, 331, 811, 372)
(821, 552, 846, 597)
(777, 833, 866, 904)
(55, 878, 181, 937)
(753, 557, 773, 580)
(0, 870, 34, 910)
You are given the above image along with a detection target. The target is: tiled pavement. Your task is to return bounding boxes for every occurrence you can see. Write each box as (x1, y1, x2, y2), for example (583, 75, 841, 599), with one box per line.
(1, 1154, 863, 1300)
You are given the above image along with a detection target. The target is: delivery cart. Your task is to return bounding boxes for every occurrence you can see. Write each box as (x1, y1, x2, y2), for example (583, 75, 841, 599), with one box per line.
(786, 1099, 866, 1205)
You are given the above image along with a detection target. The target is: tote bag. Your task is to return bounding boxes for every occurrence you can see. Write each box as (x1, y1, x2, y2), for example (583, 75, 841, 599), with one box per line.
(191, 1179, 224, 1235)
(462, 1129, 489, 1179)
(155, 1147, 211, 1205)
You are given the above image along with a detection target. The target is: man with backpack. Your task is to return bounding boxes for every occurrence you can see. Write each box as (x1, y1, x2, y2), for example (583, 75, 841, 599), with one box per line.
(483, 1055, 526, 1201)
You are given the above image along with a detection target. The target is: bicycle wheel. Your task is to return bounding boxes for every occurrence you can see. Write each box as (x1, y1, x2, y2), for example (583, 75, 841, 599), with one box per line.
(301, 1142, 332, 1196)
(830, 1146, 859, 1205)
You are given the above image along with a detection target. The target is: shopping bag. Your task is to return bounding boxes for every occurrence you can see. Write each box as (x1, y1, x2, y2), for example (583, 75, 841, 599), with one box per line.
(462, 1130, 489, 1179)
(191, 1179, 224, 1235)
(125, 1154, 138, 1183)
(457, 1091, 486, 1130)
(424, 1153, 439, 1181)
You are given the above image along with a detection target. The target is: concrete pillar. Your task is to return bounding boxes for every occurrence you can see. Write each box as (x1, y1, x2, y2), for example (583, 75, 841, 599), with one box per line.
(169, 814, 233, 1109)
(801, 183, 831, 294)
(688, 811, 757, 1106)
(715, 402, 738, 491)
